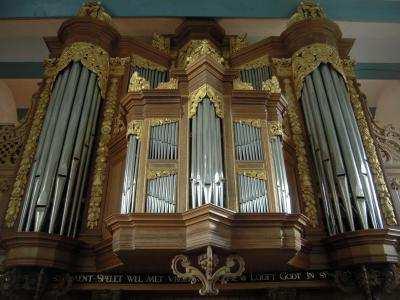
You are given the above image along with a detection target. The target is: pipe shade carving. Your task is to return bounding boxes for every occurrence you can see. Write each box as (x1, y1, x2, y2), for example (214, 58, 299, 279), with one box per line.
(301, 64, 383, 235)
(189, 84, 224, 119)
(190, 97, 225, 208)
(18, 62, 102, 236)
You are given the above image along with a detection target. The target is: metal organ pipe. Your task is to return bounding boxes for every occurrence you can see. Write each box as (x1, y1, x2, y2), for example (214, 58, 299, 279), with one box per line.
(190, 97, 225, 208)
(148, 122, 178, 160)
(121, 132, 141, 214)
(146, 174, 177, 213)
(18, 62, 102, 237)
(237, 174, 268, 213)
(301, 63, 383, 234)
(233, 122, 264, 161)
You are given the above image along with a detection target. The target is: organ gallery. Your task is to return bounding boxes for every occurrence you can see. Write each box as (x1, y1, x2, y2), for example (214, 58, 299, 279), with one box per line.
(0, 1, 399, 299)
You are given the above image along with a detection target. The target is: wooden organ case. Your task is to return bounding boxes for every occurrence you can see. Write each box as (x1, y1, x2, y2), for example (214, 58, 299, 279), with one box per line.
(1, 2, 400, 299)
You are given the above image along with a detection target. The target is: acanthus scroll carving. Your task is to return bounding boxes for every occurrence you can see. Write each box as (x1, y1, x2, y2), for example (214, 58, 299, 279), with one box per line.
(171, 246, 245, 296)
(188, 84, 224, 119)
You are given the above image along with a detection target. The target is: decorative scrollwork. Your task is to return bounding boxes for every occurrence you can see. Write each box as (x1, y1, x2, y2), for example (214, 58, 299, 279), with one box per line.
(342, 58, 357, 79)
(76, 1, 113, 26)
(347, 79, 397, 225)
(238, 55, 270, 70)
(232, 79, 254, 91)
(292, 43, 346, 100)
(262, 76, 282, 94)
(156, 78, 178, 90)
(237, 170, 266, 180)
(126, 120, 143, 139)
(178, 40, 224, 69)
(287, 0, 326, 28)
(152, 33, 170, 54)
(53, 42, 109, 97)
(371, 121, 400, 165)
(272, 58, 292, 78)
(147, 168, 177, 180)
(283, 79, 318, 226)
(171, 246, 245, 296)
(189, 84, 224, 119)
(131, 54, 167, 72)
(87, 76, 121, 230)
(5, 78, 54, 228)
(268, 121, 284, 137)
(230, 34, 249, 54)
(150, 118, 179, 126)
(234, 119, 264, 128)
(128, 71, 150, 92)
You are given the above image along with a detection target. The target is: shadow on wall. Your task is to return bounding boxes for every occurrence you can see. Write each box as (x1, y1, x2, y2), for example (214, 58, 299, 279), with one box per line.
(0, 80, 17, 124)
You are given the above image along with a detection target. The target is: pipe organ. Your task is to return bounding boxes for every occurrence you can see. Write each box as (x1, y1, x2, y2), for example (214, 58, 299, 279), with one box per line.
(1, 1, 399, 298)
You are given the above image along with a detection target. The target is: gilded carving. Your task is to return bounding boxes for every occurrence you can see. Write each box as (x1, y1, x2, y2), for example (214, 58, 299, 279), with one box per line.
(156, 78, 178, 90)
(109, 57, 129, 77)
(268, 121, 284, 137)
(262, 76, 282, 94)
(230, 34, 249, 54)
(292, 43, 346, 99)
(150, 118, 179, 126)
(171, 246, 245, 296)
(232, 78, 254, 91)
(147, 167, 177, 180)
(237, 169, 266, 180)
(189, 84, 224, 119)
(283, 79, 318, 226)
(5, 78, 54, 227)
(128, 71, 150, 92)
(342, 59, 357, 79)
(287, 0, 326, 27)
(55, 42, 109, 97)
(238, 55, 269, 70)
(271, 58, 292, 78)
(111, 105, 126, 137)
(126, 120, 143, 139)
(234, 119, 264, 128)
(372, 122, 400, 164)
(76, 1, 113, 26)
(347, 79, 397, 225)
(131, 54, 167, 72)
(152, 33, 170, 54)
(178, 40, 224, 68)
(87, 76, 120, 229)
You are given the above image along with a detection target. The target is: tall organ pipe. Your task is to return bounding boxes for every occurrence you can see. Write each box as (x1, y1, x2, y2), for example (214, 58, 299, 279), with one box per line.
(301, 63, 383, 234)
(19, 62, 102, 236)
(190, 97, 225, 208)
(120, 132, 141, 214)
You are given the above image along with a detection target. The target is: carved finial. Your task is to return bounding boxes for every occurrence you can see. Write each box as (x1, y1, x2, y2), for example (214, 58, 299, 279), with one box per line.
(77, 1, 112, 25)
(262, 76, 281, 94)
(232, 78, 254, 91)
(152, 33, 170, 54)
(230, 34, 249, 54)
(128, 71, 150, 92)
(288, 0, 326, 27)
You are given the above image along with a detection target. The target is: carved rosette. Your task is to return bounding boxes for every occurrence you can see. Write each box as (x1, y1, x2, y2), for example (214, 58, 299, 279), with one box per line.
(283, 79, 318, 226)
(237, 170, 266, 181)
(178, 40, 224, 68)
(262, 76, 282, 94)
(232, 79, 254, 91)
(5, 77, 54, 227)
(292, 43, 346, 99)
(188, 84, 224, 119)
(87, 58, 124, 229)
(126, 120, 143, 139)
(156, 78, 178, 90)
(346, 79, 397, 225)
(171, 246, 245, 296)
(268, 121, 284, 137)
(128, 72, 150, 92)
(147, 168, 177, 180)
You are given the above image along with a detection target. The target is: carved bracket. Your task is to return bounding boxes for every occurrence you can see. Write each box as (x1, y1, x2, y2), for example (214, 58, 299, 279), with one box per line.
(171, 246, 245, 296)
